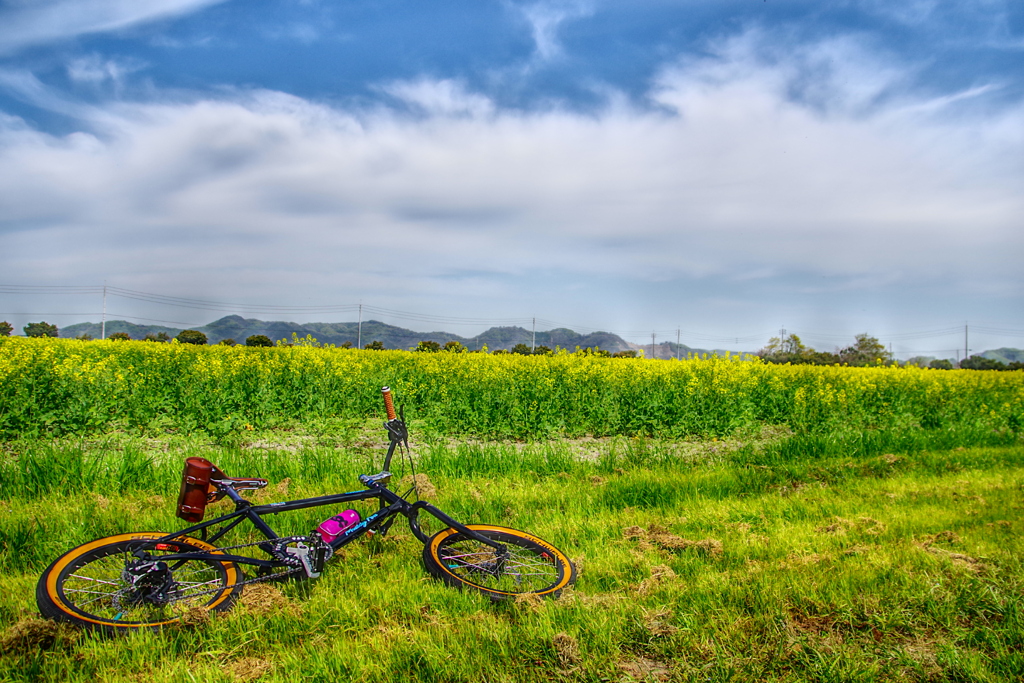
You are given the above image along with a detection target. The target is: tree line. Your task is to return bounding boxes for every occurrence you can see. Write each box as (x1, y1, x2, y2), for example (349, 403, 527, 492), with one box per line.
(4, 320, 1021, 369)
(756, 331, 1024, 370)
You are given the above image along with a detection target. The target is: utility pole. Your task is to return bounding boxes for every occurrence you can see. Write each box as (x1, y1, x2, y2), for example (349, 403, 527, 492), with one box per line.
(101, 282, 107, 340)
(964, 323, 968, 363)
(357, 303, 362, 349)
(651, 332, 656, 359)
(532, 317, 536, 352)
(676, 328, 680, 360)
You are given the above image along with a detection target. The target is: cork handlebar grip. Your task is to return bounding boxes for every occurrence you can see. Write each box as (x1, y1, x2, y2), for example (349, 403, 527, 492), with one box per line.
(381, 386, 397, 421)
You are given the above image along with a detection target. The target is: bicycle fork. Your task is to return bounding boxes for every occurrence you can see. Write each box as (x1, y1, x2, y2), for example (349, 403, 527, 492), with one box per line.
(405, 501, 508, 564)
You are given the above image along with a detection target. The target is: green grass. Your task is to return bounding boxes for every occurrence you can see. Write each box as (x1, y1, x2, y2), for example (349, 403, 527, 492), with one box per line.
(2, 427, 1023, 682)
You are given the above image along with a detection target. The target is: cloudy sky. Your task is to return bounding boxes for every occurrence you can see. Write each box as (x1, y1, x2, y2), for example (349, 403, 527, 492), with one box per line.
(0, 0, 1022, 358)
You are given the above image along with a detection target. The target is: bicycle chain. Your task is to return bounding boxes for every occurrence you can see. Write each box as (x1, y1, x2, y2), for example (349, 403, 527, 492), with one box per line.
(162, 536, 327, 602)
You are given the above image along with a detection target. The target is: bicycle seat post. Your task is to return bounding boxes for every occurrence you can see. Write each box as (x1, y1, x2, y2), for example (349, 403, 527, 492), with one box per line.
(213, 480, 250, 510)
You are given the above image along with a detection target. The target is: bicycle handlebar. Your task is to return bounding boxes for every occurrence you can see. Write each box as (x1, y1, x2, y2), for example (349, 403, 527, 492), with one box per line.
(381, 386, 397, 421)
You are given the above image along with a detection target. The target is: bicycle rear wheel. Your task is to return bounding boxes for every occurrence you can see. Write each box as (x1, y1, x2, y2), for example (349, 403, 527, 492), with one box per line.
(37, 532, 242, 634)
(423, 525, 575, 600)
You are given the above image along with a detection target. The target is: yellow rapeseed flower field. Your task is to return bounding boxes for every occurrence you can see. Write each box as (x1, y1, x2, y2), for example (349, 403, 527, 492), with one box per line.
(1, 336, 1021, 439)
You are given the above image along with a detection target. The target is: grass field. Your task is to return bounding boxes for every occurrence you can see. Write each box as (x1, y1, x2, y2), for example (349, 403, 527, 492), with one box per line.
(1, 339, 1022, 681)
(1, 425, 1022, 682)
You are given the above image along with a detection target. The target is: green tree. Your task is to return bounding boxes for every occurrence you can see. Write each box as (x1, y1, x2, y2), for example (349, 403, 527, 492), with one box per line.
(415, 340, 441, 352)
(799, 350, 838, 365)
(75, 333, 93, 341)
(837, 334, 892, 367)
(24, 321, 58, 338)
(218, 338, 237, 346)
(511, 343, 532, 355)
(760, 333, 808, 357)
(245, 335, 273, 347)
(533, 345, 553, 356)
(443, 340, 466, 353)
(364, 340, 385, 350)
(929, 359, 954, 370)
(340, 341, 353, 349)
(144, 332, 170, 342)
(758, 333, 815, 364)
(108, 332, 131, 341)
(176, 329, 208, 345)
(612, 349, 638, 358)
(0, 321, 12, 336)
(961, 355, 1005, 370)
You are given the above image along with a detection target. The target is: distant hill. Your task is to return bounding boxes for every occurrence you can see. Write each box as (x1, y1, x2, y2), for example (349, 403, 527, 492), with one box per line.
(61, 320, 179, 340)
(980, 348, 1024, 365)
(52, 318, 1021, 361)
(59, 315, 644, 352)
(57, 316, 740, 355)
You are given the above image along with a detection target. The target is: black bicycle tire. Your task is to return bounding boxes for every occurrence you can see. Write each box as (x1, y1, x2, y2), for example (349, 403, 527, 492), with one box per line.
(37, 532, 242, 633)
(422, 525, 575, 599)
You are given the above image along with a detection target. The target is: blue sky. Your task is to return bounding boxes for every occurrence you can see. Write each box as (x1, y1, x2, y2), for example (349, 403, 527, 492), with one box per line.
(0, 0, 1022, 358)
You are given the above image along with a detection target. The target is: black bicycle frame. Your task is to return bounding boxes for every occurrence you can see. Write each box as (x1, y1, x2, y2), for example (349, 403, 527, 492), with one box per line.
(147, 404, 504, 572)
(150, 476, 505, 572)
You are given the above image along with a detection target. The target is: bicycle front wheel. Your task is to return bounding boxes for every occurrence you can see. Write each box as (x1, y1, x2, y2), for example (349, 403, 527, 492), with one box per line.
(37, 533, 242, 634)
(423, 525, 575, 600)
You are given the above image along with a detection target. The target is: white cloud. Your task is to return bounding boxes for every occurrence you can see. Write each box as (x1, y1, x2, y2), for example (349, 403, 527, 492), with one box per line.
(0, 27, 1021, 337)
(0, 68, 104, 121)
(515, 0, 594, 62)
(855, 0, 1023, 50)
(0, 0, 229, 55)
(381, 79, 496, 118)
(67, 54, 147, 96)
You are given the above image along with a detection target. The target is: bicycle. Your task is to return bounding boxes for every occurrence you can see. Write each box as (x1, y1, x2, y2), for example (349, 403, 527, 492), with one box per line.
(37, 387, 576, 634)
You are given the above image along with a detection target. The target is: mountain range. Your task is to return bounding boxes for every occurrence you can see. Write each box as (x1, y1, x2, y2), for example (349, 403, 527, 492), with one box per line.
(53, 317, 1023, 363)
(59, 315, 728, 357)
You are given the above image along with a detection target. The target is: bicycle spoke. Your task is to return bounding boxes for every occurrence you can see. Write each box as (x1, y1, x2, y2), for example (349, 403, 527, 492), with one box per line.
(68, 574, 120, 587)
(437, 537, 560, 592)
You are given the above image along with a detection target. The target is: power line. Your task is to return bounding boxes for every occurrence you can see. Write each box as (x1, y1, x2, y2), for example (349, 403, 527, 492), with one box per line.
(3, 284, 1023, 348)
(0, 285, 103, 294)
